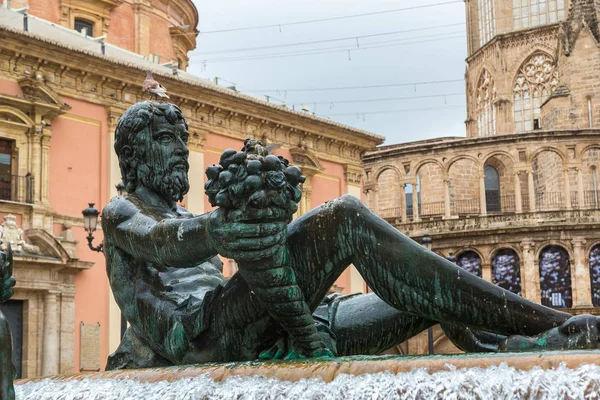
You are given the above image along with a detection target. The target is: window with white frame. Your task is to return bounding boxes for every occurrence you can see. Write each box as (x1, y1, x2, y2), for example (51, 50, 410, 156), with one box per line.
(513, 52, 558, 132)
(513, 0, 565, 30)
(478, 0, 496, 46)
(477, 69, 496, 136)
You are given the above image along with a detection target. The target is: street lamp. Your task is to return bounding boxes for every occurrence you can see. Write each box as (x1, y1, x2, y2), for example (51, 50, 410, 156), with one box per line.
(421, 236, 432, 251)
(81, 203, 103, 253)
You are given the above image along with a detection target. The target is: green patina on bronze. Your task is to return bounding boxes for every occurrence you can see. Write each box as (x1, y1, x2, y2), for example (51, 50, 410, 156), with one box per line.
(101, 101, 600, 370)
(0, 246, 16, 400)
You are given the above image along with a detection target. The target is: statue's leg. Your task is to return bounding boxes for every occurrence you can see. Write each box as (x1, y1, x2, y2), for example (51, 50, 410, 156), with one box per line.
(289, 195, 571, 338)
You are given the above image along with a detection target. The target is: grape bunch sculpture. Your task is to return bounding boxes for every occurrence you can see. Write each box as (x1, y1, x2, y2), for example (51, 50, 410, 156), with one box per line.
(205, 139, 332, 359)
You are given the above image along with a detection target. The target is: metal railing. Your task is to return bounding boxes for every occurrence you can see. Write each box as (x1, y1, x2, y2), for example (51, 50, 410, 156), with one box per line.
(378, 190, 600, 221)
(536, 192, 564, 210)
(585, 190, 600, 208)
(0, 174, 34, 204)
(452, 198, 480, 215)
(420, 201, 445, 217)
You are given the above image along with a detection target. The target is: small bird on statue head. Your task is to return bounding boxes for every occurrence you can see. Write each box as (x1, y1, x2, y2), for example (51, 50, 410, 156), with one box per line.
(143, 71, 170, 100)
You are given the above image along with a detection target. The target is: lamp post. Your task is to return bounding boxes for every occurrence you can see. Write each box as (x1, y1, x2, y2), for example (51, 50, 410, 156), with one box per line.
(81, 203, 103, 253)
(421, 236, 434, 355)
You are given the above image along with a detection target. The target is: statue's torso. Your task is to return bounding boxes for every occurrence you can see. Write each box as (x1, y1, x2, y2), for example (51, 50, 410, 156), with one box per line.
(103, 196, 225, 360)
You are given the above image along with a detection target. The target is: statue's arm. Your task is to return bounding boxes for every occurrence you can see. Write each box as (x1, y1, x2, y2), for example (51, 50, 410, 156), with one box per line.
(102, 198, 218, 268)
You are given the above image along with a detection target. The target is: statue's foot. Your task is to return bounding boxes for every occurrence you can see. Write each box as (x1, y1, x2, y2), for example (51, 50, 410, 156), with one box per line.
(258, 337, 335, 360)
(499, 314, 600, 352)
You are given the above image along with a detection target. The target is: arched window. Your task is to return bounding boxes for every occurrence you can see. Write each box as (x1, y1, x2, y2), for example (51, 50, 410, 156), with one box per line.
(477, 70, 496, 136)
(457, 251, 483, 278)
(484, 165, 500, 212)
(513, 0, 566, 30)
(74, 18, 94, 37)
(590, 245, 600, 307)
(492, 249, 522, 295)
(478, 0, 496, 46)
(539, 245, 572, 308)
(513, 53, 559, 132)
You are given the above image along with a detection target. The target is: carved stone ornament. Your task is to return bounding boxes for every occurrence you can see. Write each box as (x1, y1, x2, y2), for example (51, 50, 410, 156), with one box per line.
(0, 215, 40, 255)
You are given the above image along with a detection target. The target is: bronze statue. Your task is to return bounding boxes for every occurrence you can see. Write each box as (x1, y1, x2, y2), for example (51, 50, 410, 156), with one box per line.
(0, 246, 15, 400)
(102, 101, 600, 369)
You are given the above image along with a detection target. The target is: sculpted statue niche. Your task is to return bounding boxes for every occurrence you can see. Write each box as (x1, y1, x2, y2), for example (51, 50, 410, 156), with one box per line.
(103, 101, 600, 369)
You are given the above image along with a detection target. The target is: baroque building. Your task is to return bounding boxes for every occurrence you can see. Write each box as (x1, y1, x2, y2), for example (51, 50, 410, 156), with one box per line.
(364, 0, 600, 354)
(0, 1, 381, 377)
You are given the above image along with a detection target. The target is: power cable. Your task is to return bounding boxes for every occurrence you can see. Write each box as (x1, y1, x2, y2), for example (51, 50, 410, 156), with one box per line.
(196, 0, 463, 34)
(192, 33, 465, 64)
(288, 92, 465, 107)
(191, 22, 465, 56)
(321, 104, 465, 117)
(243, 79, 465, 93)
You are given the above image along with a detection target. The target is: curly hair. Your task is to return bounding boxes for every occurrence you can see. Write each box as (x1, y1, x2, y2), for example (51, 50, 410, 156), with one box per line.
(114, 101, 188, 193)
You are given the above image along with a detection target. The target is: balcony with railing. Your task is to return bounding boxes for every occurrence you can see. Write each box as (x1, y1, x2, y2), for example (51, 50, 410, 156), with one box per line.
(0, 174, 34, 204)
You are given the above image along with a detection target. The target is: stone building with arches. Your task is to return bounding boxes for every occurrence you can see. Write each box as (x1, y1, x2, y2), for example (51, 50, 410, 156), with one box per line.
(364, 0, 600, 355)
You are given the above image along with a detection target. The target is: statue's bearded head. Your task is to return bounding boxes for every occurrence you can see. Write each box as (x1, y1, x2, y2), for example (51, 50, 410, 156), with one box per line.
(114, 101, 190, 202)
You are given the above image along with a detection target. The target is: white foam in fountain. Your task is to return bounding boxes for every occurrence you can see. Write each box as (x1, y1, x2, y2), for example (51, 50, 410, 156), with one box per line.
(16, 363, 600, 399)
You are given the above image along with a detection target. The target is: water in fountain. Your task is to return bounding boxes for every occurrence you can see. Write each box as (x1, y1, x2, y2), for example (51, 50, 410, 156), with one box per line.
(16, 363, 600, 399)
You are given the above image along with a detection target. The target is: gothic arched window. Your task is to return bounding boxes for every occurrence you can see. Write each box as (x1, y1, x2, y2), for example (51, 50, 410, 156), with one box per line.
(477, 70, 496, 137)
(590, 245, 600, 307)
(492, 249, 522, 295)
(513, 0, 566, 31)
(478, 0, 496, 46)
(457, 251, 483, 278)
(539, 245, 572, 308)
(513, 53, 559, 132)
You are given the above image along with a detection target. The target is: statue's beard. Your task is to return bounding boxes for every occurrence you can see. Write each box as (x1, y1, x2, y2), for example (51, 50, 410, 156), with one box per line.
(139, 161, 190, 203)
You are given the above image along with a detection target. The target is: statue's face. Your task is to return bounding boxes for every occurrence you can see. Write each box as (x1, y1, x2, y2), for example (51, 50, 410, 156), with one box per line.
(138, 114, 190, 202)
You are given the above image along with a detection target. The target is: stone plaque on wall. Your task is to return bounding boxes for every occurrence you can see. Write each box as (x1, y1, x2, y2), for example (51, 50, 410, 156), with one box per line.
(80, 322, 101, 371)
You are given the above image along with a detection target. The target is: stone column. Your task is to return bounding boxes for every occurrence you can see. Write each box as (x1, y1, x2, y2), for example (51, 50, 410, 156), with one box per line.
(564, 169, 572, 209)
(42, 291, 60, 376)
(514, 172, 523, 214)
(520, 240, 540, 303)
(527, 171, 536, 212)
(412, 185, 420, 222)
(59, 293, 75, 374)
(482, 262, 492, 282)
(444, 178, 451, 218)
(400, 185, 407, 223)
(577, 168, 585, 209)
(40, 134, 51, 205)
(30, 128, 42, 204)
(572, 238, 592, 307)
(479, 174, 487, 216)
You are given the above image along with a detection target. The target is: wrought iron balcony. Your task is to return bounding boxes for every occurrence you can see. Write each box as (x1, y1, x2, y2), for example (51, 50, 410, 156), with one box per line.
(0, 174, 34, 204)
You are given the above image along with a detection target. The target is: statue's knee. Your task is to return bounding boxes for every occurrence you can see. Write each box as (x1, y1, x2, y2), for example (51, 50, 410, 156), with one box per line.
(333, 195, 368, 219)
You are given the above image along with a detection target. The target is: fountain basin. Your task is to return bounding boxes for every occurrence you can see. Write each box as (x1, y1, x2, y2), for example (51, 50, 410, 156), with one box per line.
(16, 350, 600, 384)
(15, 352, 600, 399)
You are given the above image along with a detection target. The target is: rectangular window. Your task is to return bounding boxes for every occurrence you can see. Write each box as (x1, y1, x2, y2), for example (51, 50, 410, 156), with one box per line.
(478, 0, 496, 46)
(513, 0, 565, 30)
(74, 18, 94, 36)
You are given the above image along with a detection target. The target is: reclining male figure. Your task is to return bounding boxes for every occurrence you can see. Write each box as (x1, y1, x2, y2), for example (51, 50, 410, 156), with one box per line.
(103, 101, 600, 368)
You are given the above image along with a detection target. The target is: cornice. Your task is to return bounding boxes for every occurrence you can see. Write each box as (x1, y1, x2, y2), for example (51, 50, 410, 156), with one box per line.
(363, 129, 600, 162)
(0, 27, 383, 153)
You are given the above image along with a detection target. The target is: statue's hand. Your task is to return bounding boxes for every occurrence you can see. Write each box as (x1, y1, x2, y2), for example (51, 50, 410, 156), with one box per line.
(208, 208, 288, 261)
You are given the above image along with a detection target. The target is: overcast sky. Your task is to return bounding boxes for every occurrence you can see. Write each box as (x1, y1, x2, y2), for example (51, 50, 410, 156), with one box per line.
(188, 0, 468, 145)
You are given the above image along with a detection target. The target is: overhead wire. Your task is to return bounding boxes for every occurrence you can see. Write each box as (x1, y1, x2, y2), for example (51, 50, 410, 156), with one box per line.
(195, 0, 464, 34)
(191, 22, 465, 56)
(243, 79, 465, 93)
(320, 104, 465, 117)
(288, 92, 465, 106)
(191, 33, 466, 63)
